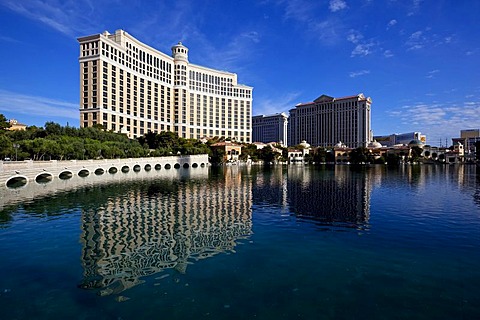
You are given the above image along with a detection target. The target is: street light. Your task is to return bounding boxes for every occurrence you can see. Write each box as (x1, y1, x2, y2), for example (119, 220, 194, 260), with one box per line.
(13, 143, 19, 161)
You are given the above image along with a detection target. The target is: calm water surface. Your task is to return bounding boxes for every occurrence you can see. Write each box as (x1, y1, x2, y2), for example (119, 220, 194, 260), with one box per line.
(1, 165, 479, 319)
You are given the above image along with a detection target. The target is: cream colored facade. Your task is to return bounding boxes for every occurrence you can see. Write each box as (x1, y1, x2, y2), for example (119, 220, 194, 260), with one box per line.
(288, 94, 372, 148)
(78, 30, 252, 141)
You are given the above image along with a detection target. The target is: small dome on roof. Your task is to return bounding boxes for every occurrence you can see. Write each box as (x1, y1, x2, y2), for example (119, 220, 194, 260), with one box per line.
(368, 140, 382, 148)
(335, 141, 347, 148)
(299, 140, 310, 149)
(408, 139, 425, 148)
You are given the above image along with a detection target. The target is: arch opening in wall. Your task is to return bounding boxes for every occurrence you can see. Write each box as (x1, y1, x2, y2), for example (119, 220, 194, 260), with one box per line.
(165, 164, 171, 169)
(144, 164, 151, 171)
(174, 163, 181, 169)
(95, 168, 105, 176)
(36, 173, 53, 184)
(133, 165, 141, 172)
(155, 164, 161, 170)
(78, 169, 90, 178)
(121, 166, 130, 173)
(192, 163, 198, 168)
(183, 163, 189, 169)
(200, 163, 205, 167)
(109, 167, 118, 174)
(6, 176, 28, 189)
(59, 171, 73, 180)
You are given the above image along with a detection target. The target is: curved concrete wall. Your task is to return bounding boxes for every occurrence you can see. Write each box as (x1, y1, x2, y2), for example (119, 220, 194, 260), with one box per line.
(0, 155, 209, 210)
(1, 155, 209, 189)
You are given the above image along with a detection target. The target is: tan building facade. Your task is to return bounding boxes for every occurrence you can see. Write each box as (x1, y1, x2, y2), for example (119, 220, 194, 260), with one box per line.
(288, 94, 372, 148)
(78, 30, 252, 141)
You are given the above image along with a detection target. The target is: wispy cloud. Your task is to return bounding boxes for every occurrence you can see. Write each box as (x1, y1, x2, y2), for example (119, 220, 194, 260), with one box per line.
(351, 43, 375, 57)
(347, 29, 375, 57)
(347, 29, 376, 57)
(0, 35, 22, 43)
(254, 92, 303, 115)
(383, 49, 394, 58)
(0, 90, 78, 121)
(387, 100, 480, 144)
(387, 19, 397, 29)
(274, 0, 345, 45)
(407, 0, 423, 16)
(329, 0, 348, 12)
(426, 69, 440, 79)
(349, 70, 370, 78)
(1, 0, 97, 37)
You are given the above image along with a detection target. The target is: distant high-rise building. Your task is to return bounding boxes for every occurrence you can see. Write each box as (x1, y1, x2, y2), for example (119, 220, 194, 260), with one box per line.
(252, 113, 288, 147)
(460, 129, 480, 153)
(374, 132, 427, 147)
(78, 29, 253, 141)
(288, 94, 372, 148)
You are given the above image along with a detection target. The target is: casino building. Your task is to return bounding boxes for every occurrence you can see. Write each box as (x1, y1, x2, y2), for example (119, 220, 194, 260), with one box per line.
(78, 29, 253, 141)
(288, 94, 372, 148)
(252, 112, 288, 147)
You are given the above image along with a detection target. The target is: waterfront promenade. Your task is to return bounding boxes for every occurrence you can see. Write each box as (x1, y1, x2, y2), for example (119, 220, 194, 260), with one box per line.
(0, 154, 209, 188)
(0, 154, 209, 210)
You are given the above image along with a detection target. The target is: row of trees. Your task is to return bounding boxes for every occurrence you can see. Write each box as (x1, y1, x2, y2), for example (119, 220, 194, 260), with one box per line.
(0, 115, 212, 161)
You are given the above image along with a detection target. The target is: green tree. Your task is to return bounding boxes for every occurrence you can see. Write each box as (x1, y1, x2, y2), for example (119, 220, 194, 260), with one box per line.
(313, 147, 327, 163)
(410, 146, 423, 162)
(0, 114, 11, 131)
(258, 145, 279, 164)
(210, 148, 225, 165)
(0, 135, 13, 159)
(386, 153, 400, 166)
(349, 147, 368, 164)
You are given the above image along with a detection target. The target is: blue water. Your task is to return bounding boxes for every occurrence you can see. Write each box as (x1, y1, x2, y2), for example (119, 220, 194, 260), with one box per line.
(1, 165, 479, 319)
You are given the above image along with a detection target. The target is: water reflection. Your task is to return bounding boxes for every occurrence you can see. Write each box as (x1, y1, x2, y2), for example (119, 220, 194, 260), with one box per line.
(79, 168, 252, 296)
(287, 166, 371, 228)
(250, 165, 371, 229)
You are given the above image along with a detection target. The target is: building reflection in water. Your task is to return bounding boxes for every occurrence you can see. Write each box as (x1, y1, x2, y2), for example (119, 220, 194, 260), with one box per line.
(287, 166, 371, 228)
(79, 168, 252, 296)
(252, 166, 371, 229)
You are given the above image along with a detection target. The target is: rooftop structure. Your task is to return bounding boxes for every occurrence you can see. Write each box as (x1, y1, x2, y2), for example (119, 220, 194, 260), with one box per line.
(78, 30, 253, 142)
(288, 93, 372, 148)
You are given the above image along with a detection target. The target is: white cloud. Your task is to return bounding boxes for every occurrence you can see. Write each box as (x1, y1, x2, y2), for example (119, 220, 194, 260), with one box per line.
(347, 30, 376, 57)
(387, 19, 397, 29)
(387, 100, 480, 145)
(351, 42, 375, 57)
(0, 90, 78, 120)
(383, 49, 394, 58)
(426, 69, 440, 79)
(276, 0, 345, 45)
(408, 0, 423, 16)
(282, 0, 319, 22)
(406, 30, 427, 50)
(329, 0, 348, 12)
(1, 0, 97, 37)
(349, 70, 370, 78)
(347, 30, 363, 44)
(254, 92, 303, 116)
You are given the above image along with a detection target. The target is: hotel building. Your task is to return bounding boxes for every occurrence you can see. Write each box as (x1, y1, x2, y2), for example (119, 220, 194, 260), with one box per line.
(288, 94, 372, 148)
(78, 29, 253, 141)
(252, 112, 288, 147)
(80, 169, 252, 293)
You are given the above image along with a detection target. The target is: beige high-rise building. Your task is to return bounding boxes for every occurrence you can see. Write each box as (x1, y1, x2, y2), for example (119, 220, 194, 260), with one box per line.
(288, 93, 372, 148)
(78, 30, 253, 141)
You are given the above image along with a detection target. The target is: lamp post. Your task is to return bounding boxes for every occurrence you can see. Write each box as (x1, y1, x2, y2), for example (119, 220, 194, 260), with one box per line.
(13, 143, 19, 161)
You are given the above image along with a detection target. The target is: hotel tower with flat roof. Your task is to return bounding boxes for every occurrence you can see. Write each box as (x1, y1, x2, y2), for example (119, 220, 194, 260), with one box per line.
(78, 29, 253, 141)
(288, 93, 372, 148)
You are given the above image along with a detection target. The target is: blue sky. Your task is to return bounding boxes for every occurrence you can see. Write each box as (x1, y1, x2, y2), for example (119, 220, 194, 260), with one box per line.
(0, 0, 479, 146)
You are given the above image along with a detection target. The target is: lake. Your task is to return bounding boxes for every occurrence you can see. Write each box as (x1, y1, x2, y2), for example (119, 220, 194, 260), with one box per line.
(1, 164, 479, 319)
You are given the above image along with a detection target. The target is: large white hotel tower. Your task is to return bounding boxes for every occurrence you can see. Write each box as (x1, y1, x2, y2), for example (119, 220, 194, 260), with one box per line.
(288, 94, 372, 148)
(78, 30, 253, 141)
